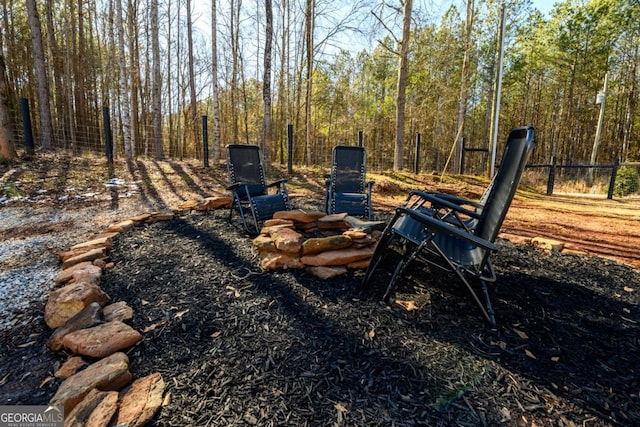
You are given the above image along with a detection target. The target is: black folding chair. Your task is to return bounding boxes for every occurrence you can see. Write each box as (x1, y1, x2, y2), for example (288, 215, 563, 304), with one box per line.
(325, 145, 374, 220)
(362, 126, 535, 326)
(226, 144, 292, 234)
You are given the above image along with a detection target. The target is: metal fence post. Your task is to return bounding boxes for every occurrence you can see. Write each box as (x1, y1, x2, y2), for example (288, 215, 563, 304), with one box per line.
(20, 98, 35, 155)
(202, 115, 209, 168)
(287, 124, 293, 175)
(358, 130, 363, 147)
(607, 158, 619, 200)
(414, 133, 421, 174)
(547, 156, 556, 195)
(102, 106, 113, 164)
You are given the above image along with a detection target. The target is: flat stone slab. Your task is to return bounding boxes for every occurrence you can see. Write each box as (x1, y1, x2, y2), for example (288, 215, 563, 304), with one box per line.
(62, 247, 107, 270)
(55, 356, 88, 380)
(306, 265, 348, 279)
(302, 235, 352, 256)
(259, 253, 305, 270)
(71, 235, 114, 251)
(531, 237, 564, 251)
(65, 388, 119, 427)
(273, 210, 326, 224)
(300, 246, 374, 266)
(62, 321, 142, 358)
(50, 352, 132, 413)
(54, 262, 95, 286)
(45, 282, 110, 329)
(103, 301, 134, 323)
(115, 373, 165, 427)
(48, 302, 103, 351)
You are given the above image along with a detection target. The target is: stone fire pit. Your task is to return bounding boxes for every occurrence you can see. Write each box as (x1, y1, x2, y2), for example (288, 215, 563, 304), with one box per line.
(252, 210, 385, 279)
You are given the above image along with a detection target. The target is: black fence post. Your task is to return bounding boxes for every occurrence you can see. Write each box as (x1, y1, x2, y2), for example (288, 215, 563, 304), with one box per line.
(460, 137, 466, 175)
(358, 130, 363, 147)
(20, 98, 35, 155)
(102, 107, 113, 164)
(607, 158, 619, 200)
(414, 133, 421, 174)
(547, 156, 556, 195)
(202, 116, 209, 168)
(287, 124, 293, 175)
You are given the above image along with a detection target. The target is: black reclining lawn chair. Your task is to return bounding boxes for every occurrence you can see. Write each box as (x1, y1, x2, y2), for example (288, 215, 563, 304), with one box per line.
(226, 144, 292, 234)
(362, 126, 535, 326)
(325, 145, 374, 220)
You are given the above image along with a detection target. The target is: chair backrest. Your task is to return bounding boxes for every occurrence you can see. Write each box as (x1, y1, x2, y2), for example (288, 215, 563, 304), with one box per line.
(474, 126, 535, 243)
(330, 146, 366, 193)
(226, 144, 267, 197)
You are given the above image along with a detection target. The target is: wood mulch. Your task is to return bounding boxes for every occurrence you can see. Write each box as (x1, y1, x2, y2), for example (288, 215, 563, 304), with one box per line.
(2, 198, 639, 426)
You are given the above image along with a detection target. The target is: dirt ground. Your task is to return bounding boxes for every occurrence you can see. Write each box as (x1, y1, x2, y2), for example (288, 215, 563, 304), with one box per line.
(1, 154, 639, 426)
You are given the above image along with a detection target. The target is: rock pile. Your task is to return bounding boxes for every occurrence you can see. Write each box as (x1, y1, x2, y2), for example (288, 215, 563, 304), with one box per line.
(252, 210, 385, 279)
(43, 210, 187, 424)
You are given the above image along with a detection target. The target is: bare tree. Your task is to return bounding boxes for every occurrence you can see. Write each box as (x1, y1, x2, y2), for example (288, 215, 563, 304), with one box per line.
(394, 0, 412, 171)
(211, 0, 221, 162)
(151, 0, 163, 159)
(186, 0, 199, 158)
(263, 0, 273, 166)
(115, 0, 133, 158)
(0, 54, 17, 160)
(26, 0, 54, 150)
(304, 0, 314, 165)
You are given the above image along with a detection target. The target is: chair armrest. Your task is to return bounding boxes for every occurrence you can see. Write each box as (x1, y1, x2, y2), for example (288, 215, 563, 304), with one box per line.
(226, 182, 245, 191)
(410, 190, 482, 220)
(427, 192, 484, 210)
(397, 206, 498, 252)
(266, 178, 288, 188)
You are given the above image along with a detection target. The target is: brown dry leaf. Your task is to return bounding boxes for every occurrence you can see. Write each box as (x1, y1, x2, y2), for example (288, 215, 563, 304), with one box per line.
(175, 309, 189, 319)
(39, 376, 55, 388)
(335, 403, 348, 413)
(211, 331, 222, 338)
(551, 356, 560, 362)
(496, 341, 507, 350)
(500, 407, 511, 422)
(143, 321, 166, 333)
(525, 349, 537, 359)
(513, 328, 529, 340)
(225, 286, 241, 298)
(395, 299, 418, 311)
(624, 286, 634, 292)
(368, 329, 375, 340)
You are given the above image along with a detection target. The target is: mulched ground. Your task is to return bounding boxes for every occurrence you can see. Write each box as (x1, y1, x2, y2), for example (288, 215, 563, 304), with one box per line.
(2, 199, 639, 426)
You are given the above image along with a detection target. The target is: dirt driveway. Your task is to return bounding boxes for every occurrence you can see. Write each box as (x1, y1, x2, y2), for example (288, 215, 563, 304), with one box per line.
(503, 193, 640, 268)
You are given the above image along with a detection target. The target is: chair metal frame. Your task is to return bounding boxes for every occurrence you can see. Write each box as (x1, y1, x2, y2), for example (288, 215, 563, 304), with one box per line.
(325, 145, 374, 220)
(225, 144, 292, 234)
(362, 126, 535, 326)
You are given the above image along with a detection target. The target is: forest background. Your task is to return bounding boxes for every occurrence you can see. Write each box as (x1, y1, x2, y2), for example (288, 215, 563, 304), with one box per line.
(0, 0, 638, 183)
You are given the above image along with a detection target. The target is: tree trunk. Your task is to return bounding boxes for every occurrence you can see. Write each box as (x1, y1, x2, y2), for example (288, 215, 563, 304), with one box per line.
(304, 0, 314, 166)
(151, 0, 163, 159)
(115, 0, 132, 158)
(263, 0, 273, 167)
(26, 0, 55, 150)
(451, 0, 474, 175)
(186, 0, 199, 158)
(211, 0, 221, 162)
(231, 0, 240, 144)
(394, 0, 412, 171)
(0, 54, 17, 160)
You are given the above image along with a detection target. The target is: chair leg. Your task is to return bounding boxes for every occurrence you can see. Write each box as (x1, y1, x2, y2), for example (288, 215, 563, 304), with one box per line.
(382, 240, 425, 302)
(453, 268, 496, 327)
(362, 230, 396, 288)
